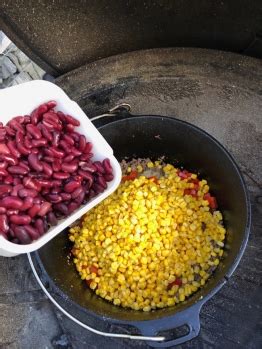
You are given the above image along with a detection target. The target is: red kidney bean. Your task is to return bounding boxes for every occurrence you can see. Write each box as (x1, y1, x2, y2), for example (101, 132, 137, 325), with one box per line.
(54, 203, 68, 216)
(78, 170, 94, 186)
(70, 132, 80, 142)
(0, 196, 23, 209)
(0, 184, 12, 197)
(23, 177, 42, 191)
(64, 154, 75, 162)
(51, 186, 61, 194)
(64, 114, 80, 126)
(24, 225, 40, 240)
(8, 120, 25, 134)
(52, 159, 61, 172)
(61, 162, 78, 173)
(80, 152, 93, 161)
(8, 165, 29, 175)
(70, 147, 82, 157)
(73, 175, 83, 183)
(14, 226, 31, 244)
(24, 136, 33, 149)
(32, 138, 47, 147)
(39, 124, 53, 141)
(59, 140, 70, 152)
(57, 111, 66, 122)
(52, 131, 60, 147)
(46, 194, 62, 203)
(19, 161, 30, 171)
(74, 190, 85, 205)
(18, 188, 38, 198)
(38, 202, 52, 216)
(63, 134, 75, 146)
(42, 120, 55, 130)
(68, 201, 80, 214)
(64, 180, 81, 193)
(71, 186, 84, 200)
(0, 214, 9, 234)
(11, 184, 24, 196)
(0, 143, 11, 155)
(0, 161, 7, 169)
(28, 204, 41, 218)
(78, 135, 86, 152)
(43, 111, 60, 124)
(24, 116, 31, 124)
(31, 104, 48, 125)
(28, 153, 43, 172)
(83, 142, 93, 154)
(13, 178, 22, 185)
(7, 140, 21, 158)
(96, 176, 107, 189)
(4, 175, 14, 184)
(46, 100, 57, 109)
(26, 124, 42, 139)
(17, 141, 31, 156)
(102, 158, 112, 174)
(60, 192, 71, 201)
(41, 188, 50, 195)
(2, 154, 18, 165)
(34, 179, 51, 188)
(7, 209, 19, 216)
(0, 168, 8, 176)
(33, 197, 42, 204)
(42, 162, 53, 176)
(10, 215, 31, 225)
(22, 197, 34, 211)
(92, 183, 105, 194)
(34, 219, 45, 236)
(93, 161, 105, 174)
(47, 211, 58, 226)
(79, 162, 96, 173)
(104, 173, 114, 182)
(43, 156, 55, 163)
(15, 130, 23, 143)
(49, 147, 64, 158)
(65, 123, 74, 133)
(6, 126, 16, 137)
(0, 207, 7, 214)
(53, 172, 70, 180)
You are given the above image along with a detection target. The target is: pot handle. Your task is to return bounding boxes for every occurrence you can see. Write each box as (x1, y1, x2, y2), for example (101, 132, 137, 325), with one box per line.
(134, 303, 202, 348)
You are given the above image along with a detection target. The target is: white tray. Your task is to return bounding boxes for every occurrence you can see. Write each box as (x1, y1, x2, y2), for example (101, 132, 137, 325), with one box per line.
(0, 80, 122, 257)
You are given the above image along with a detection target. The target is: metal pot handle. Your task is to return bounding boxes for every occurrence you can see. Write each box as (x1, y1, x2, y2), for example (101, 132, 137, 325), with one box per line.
(134, 303, 202, 348)
(90, 103, 132, 122)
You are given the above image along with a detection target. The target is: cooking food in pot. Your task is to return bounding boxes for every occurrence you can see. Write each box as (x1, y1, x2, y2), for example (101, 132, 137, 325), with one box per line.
(0, 101, 114, 244)
(69, 159, 226, 311)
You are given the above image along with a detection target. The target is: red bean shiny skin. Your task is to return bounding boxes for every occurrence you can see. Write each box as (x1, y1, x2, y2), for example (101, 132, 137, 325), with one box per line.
(43, 156, 55, 163)
(42, 162, 53, 176)
(74, 190, 85, 205)
(103, 158, 113, 174)
(54, 203, 68, 216)
(0, 168, 8, 176)
(61, 162, 78, 173)
(70, 147, 82, 157)
(7, 141, 21, 158)
(0, 184, 12, 197)
(78, 135, 86, 152)
(2, 154, 18, 165)
(24, 225, 40, 240)
(104, 174, 114, 182)
(0, 196, 23, 209)
(52, 159, 61, 172)
(71, 186, 84, 200)
(64, 114, 80, 126)
(34, 219, 45, 236)
(7, 209, 19, 216)
(78, 170, 94, 187)
(17, 141, 31, 156)
(14, 226, 32, 244)
(28, 153, 43, 172)
(0, 161, 7, 169)
(38, 202, 52, 216)
(18, 188, 38, 198)
(26, 124, 42, 139)
(64, 180, 81, 193)
(50, 147, 64, 158)
(10, 215, 31, 225)
(11, 184, 24, 196)
(39, 124, 53, 141)
(93, 161, 105, 174)
(19, 161, 30, 171)
(57, 111, 66, 122)
(47, 212, 58, 226)
(6, 126, 16, 137)
(96, 176, 107, 189)
(0, 214, 9, 234)
(23, 177, 42, 191)
(79, 162, 96, 173)
(46, 194, 62, 203)
(80, 152, 93, 161)
(22, 197, 34, 211)
(32, 138, 47, 147)
(60, 192, 71, 201)
(28, 204, 41, 218)
(53, 172, 70, 180)
(4, 175, 14, 185)
(64, 154, 75, 162)
(83, 142, 93, 154)
(68, 201, 80, 214)
(8, 165, 29, 175)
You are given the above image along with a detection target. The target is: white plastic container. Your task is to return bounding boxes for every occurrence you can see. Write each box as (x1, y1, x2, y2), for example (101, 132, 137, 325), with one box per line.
(0, 80, 122, 257)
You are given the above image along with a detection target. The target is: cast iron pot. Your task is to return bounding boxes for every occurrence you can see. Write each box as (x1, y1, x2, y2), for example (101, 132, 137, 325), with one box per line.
(31, 110, 250, 347)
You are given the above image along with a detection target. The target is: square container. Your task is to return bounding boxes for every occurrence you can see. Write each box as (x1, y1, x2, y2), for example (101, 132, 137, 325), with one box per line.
(0, 80, 122, 257)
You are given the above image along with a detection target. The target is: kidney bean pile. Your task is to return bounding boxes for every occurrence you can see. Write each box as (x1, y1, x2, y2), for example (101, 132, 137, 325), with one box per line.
(0, 101, 114, 245)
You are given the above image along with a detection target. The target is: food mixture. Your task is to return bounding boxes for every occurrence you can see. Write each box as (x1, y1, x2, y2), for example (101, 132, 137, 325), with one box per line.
(69, 159, 226, 311)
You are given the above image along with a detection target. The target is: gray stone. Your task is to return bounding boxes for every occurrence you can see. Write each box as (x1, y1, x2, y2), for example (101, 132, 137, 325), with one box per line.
(11, 71, 32, 86)
(1, 56, 17, 79)
(15, 50, 30, 68)
(7, 52, 23, 72)
(23, 61, 45, 80)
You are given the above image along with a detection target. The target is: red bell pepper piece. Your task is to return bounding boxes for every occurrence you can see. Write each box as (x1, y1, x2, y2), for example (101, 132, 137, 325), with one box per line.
(167, 278, 183, 290)
(203, 193, 218, 209)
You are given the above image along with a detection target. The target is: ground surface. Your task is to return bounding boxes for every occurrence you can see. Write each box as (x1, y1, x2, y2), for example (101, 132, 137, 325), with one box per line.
(0, 48, 261, 348)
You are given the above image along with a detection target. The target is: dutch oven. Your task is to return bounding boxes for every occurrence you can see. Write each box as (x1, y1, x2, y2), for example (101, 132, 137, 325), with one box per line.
(30, 107, 250, 347)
